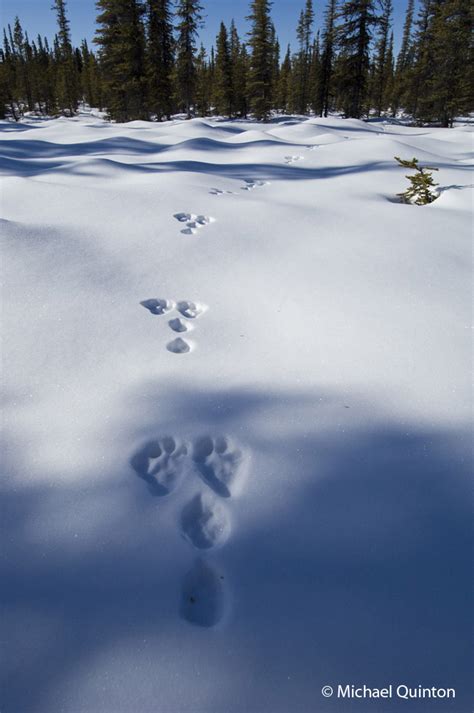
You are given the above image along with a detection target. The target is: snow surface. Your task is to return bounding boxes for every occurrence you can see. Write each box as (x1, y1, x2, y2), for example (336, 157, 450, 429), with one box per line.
(1, 113, 472, 712)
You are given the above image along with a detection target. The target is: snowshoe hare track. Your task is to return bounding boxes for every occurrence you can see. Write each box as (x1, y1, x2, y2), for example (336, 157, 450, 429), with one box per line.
(174, 212, 215, 235)
(140, 298, 174, 315)
(130, 437, 188, 496)
(129, 433, 248, 626)
(140, 299, 205, 352)
(209, 188, 236, 196)
(181, 492, 230, 550)
(192, 435, 246, 498)
(167, 337, 193, 354)
(241, 179, 268, 191)
(284, 155, 304, 165)
(176, 300, 206, 319)
(168, 317, 192, 333)
(180, 559, 226, 627)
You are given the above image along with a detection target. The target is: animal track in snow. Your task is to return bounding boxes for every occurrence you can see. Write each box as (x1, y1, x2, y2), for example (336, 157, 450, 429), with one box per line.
(140, 298, 174, 315)
(241, 179, 268, 191)
(176, 300, 206, 319)
(181, 492, 230, 550)
(129, 432, 248, 627)
(139, 299, 205, 351)
(167, 337, 192, 354)
(174, 213, 216, 235)
(192, 436, 246, 498)
(131, 437, 188, 496)
(180, 558, 226, 627)
(168, 317, 192, 333)
(284, 155, 304, 165)
(209, 188, 236, 196)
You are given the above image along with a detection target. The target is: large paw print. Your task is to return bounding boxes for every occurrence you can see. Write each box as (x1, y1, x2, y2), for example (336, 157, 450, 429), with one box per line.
(180, 558, 225, 627)
(192, 436, 245, 498)
(130, 437, 188, 496)
(181, 492, 230, 549)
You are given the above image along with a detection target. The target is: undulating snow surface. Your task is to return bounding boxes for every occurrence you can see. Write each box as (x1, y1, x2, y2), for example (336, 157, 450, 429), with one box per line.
(1, 113, 472, 713)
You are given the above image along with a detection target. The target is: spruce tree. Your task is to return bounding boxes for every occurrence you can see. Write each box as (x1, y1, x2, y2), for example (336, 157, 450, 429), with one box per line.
(428, 0, 473, 126)
(276, 44, 292, 112)
(0, 29, 18, 119)
(37, 35, 57, 114)
(318, 0, 338, 117)
(94, 0, 147, 122)
(293, 0, 314, 114)
(309, 33, 321, 113)
(80, 39, 102, 109)
(371, 0, 393, 116)
(237, 43, 251, 117)
(247, 0, 274, 120)
(391, 0, 415, 116)
(405, 0, 436, 122)
(175, 0, 203, 118)
(229, 21, 248, 118)
(146, 0, 174, 121)
(336, 0, 378, 118)
(395, 156, 439, 204)
(52, 0, 79, 114)
(214, 22, 233, 116)
(12, 17, 33, 112)
(29, 37, 45, 112)
(383, 31, 394, 110)
(195, 43, 211, 115)
(270, 24, 280, 107)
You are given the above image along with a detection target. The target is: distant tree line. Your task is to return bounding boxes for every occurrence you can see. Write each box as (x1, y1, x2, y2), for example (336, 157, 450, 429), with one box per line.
(0, 0, 472, 126)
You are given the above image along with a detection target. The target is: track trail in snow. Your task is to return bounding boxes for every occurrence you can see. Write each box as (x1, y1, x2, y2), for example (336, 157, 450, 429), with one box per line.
(140, 297, 206, 354)
(132, 139, 319, 625)
(174, 212, 216, 235)
(130, 434, 247, 626)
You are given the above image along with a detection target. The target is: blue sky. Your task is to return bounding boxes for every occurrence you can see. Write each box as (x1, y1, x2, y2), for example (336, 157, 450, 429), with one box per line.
(2, 0, 410, 54)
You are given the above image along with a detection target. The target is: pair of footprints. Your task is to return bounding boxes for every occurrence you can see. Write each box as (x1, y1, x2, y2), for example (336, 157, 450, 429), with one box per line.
(174, 178, 269, 235)
(174, 212, 215, 235)
(131, 435, 246, 627)
(284, 155, 304, 165)
(210, 179, 268, 195)
(140, 298, 206, 354)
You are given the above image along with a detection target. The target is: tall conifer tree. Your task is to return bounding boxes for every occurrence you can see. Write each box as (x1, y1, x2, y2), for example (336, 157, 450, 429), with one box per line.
(405, 0, 436, 121)
(195, 43, 210, 115)
(391, 0, 415, 115)
(371, 0, 393, 116)
(318, 0, 338, 117)
(276, 44, 292, 112)
(146, 0, 174, 120)
(293, 0, 314, 113)
(52, 0, 79, 113)
(95, 0, 147, 121)
(229, 20, 248, 117)
(247, 0, 274, 120)
(175, 0, 203, 118)
(428, 0, 472, 126)
(214, 22, 233, 116)
(336, 0, 378, 118)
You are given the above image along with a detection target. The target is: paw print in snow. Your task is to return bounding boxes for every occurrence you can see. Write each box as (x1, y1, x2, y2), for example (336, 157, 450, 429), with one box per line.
(131, 437, 188, 496)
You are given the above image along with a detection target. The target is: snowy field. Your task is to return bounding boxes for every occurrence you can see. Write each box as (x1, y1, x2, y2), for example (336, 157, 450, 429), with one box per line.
(1, 114, 472, 712)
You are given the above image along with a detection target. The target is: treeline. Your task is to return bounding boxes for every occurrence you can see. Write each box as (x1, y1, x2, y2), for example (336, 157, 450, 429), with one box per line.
(0, 0, 472, 127)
